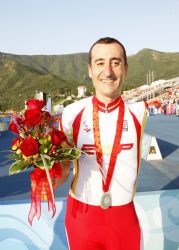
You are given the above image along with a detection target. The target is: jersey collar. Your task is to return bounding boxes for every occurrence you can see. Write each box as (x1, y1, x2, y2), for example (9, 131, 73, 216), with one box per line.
(92, 95, 122, 113)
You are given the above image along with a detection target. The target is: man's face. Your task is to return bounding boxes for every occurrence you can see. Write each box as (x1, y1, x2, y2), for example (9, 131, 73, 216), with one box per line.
(88, 43, 128, 102)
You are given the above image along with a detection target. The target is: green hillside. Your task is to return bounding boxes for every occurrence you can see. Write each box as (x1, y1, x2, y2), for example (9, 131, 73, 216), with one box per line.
(2, 52, 89, 82)
(125, 49, 179, 88)
(0, 48, 179, 111)
(0, 57, 79, 111)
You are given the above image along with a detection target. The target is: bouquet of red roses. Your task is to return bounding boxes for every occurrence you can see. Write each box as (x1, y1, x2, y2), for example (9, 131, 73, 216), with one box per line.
(8, 99, 81, 225)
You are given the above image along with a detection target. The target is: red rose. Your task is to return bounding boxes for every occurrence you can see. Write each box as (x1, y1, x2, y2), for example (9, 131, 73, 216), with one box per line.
(43, 111, 53, 121)
(24, 109, 42, 126)
(20, 138, 39, 157)
(51, 128, 67, 146)
(26, 99, 46, 110)
(16, 117, 24, 124)
(9, 121, 19, 134)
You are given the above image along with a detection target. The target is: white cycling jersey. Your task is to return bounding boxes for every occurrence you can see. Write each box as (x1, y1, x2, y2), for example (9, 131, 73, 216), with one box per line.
(61, 96, 147, 206)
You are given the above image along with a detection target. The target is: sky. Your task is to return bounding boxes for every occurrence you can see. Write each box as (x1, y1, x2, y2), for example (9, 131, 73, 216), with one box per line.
(0, 0, 179, 56)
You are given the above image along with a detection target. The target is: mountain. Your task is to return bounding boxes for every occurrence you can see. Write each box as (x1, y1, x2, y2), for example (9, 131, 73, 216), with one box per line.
(0, 49, 179, 111)
(0, 52, 89, 82)
(126, 49, 179, 88)
(0, 55, 79, 111)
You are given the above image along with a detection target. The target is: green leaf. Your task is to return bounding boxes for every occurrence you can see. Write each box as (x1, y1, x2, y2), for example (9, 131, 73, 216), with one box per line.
(39, 138, 49, 145)
(9, 160, 28, 175)
(35, 158, 54, 170)
(39, 144, 51, 154)
(34, 160, 43, 166)
(70, 148, 81, 158)
(57, 148, 81, 160)
(6, 153, 23, 161)
(6, 154, 19, 159)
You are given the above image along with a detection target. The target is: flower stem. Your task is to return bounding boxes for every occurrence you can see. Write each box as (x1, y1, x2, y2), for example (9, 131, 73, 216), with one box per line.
(40, 154, 55, 204)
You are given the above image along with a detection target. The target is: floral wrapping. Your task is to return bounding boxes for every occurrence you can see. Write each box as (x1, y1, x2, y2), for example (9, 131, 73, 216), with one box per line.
(8, 99, 81, 225)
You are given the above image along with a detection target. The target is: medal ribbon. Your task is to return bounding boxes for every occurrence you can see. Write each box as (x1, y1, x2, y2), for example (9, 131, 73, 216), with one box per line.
(93, 97, 125, 193)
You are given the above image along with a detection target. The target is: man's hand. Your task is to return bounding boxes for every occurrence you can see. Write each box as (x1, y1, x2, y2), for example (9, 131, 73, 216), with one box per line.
(38, 160, 71, 200)
(53, 160, 71, 189)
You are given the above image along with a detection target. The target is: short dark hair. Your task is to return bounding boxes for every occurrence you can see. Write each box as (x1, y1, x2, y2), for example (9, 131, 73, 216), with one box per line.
(88, 37, 127, 65)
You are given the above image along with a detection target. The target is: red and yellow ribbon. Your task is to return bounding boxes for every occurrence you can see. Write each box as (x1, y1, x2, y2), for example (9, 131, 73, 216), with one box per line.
(28, 162, 61, 225)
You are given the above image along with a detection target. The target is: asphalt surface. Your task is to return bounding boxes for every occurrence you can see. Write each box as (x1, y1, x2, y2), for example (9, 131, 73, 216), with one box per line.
(0, 114, 179, 201)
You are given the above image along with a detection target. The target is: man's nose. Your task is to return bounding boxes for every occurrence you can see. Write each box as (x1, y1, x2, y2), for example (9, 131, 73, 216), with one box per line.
(103, 63, 113, 77)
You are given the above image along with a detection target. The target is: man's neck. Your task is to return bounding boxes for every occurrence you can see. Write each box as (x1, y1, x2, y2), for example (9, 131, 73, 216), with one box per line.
(95, 94, 121, 106)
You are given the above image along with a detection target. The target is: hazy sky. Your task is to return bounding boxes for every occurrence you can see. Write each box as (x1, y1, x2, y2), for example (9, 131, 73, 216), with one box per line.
(0, 0, 179, 56)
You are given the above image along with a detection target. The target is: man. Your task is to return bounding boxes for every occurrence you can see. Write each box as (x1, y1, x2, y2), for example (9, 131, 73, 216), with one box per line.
(59, 37, 147, 250)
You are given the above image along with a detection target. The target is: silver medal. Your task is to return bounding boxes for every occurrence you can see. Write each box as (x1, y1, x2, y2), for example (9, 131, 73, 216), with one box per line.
(100, 192, 112, 209)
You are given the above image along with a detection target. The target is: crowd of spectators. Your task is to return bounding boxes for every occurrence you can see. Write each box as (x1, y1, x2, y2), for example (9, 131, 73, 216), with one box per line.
(148, 88, 179, 115)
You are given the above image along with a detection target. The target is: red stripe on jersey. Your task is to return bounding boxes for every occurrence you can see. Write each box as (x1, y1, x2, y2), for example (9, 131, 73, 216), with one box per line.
(81, 144, 95, 150)
(59, 117, 64, 132)
(72, 108, 85, 146)
(117, 143, 133, 154)
(144, 101, 149, 109)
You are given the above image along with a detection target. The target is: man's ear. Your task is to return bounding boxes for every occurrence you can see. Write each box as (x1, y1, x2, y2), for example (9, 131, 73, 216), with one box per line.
(124, 64, 128, 77)
(88, 64, 92, 79)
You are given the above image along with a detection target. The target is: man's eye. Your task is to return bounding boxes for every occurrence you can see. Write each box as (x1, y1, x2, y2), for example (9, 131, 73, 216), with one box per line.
(96, 62, 104, 66)
(112, 61, 120, 66)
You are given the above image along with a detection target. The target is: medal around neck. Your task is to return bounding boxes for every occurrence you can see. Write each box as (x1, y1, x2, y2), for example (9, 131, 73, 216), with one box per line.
(100, 192, 112, 209)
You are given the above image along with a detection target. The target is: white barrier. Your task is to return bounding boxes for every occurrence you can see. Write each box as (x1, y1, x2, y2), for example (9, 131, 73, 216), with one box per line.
(0, 190, 179, 250)
(142, 133, 162, 160)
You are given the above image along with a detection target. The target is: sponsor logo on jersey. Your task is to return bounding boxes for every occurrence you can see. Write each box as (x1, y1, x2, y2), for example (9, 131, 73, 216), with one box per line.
(81, 143, 133, 155)
(83, 120, 91, 132)
(123, 120, 128, 131)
